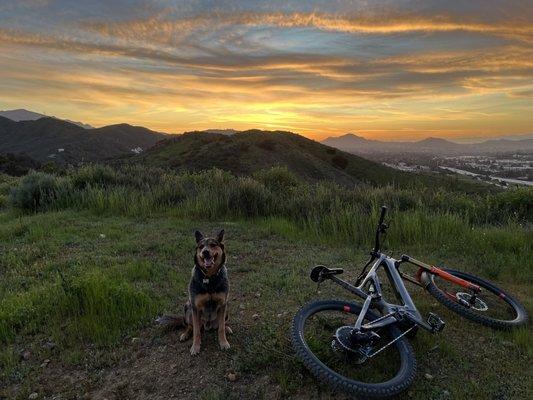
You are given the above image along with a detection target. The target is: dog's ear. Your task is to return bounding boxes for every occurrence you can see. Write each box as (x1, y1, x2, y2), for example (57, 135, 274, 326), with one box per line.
(194, 230, 204, 244)
(216, 229, 225, 243)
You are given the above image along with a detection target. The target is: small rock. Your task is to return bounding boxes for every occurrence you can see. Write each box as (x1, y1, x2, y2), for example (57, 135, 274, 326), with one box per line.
(131, 337, 140, 344)
(40, 359, 50, 368)
(227, 372, 237, 382)
(239, 304, 245, 310)
(43, 340, 56, 350)
(443, 389, 450, 396)
(20, 350, 31, 360)
(255, 292, 261, 298)
(252, 313, 260, 320)
(424, 373, 434, 380)
(28, 393, 38, 400)
(276, 313, 283, 318)
(99, 234, 106, 238)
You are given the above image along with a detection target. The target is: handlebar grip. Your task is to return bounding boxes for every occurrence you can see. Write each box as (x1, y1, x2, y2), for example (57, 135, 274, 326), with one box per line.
(379, 206, 387, 224)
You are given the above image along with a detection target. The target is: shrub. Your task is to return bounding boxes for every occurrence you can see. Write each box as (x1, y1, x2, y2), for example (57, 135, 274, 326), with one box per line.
(229, 177, 272, 217)
(331, 155, 348, 169)
(70, 164, 116, 189)
(257, 139, 276, 151)
(254, 166, 300, 193)
(9, 172, 58, 212)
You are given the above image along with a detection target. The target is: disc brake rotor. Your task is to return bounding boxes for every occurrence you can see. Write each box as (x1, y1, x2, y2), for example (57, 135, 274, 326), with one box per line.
(456, 292, 488, 311)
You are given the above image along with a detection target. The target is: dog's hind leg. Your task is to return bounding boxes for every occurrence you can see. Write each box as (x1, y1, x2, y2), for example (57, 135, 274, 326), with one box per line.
(180, 301, 193, 342)
(179, 324, 192, 342)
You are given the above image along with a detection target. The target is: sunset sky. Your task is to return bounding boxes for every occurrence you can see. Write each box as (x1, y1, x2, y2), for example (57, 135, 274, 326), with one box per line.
(1, 0, 532, 141)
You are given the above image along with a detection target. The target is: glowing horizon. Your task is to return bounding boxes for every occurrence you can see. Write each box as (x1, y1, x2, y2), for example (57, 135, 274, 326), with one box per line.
(1, 1, 532, 141)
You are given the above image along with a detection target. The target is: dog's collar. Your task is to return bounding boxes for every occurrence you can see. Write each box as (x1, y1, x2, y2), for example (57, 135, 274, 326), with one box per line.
(196, 264, 225, 284)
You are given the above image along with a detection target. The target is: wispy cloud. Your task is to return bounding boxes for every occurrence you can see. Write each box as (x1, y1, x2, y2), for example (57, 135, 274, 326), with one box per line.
(0, 1, 532, 139)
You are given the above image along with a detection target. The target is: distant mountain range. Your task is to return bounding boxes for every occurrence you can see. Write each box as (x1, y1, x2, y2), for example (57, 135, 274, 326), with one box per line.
(322, 134, 533, 155)
(0, 109, 94, 129)
(0, 116, 165, 163)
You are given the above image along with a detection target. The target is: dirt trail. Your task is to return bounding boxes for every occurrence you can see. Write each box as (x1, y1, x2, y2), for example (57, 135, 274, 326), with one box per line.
(22, 325, 283, 400)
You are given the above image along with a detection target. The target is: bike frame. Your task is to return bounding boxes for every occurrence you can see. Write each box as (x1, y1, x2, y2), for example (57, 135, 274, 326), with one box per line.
(328, 253, 435, 333)
(321, 206, 481, 334)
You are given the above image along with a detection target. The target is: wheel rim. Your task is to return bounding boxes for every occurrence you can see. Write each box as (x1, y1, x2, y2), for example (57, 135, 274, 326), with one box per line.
(300, 304, 409, 385)
(431, 272, 518, 322)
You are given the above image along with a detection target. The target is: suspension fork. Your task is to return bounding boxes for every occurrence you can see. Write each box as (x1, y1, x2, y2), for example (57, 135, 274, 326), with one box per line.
(407, 256, 481, 292)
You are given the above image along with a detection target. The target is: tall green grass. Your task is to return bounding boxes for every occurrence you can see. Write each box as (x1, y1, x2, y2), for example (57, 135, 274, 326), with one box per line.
(0, 268, 159, 346)
(9, 165, 533, 223)
(6, 165, 531, 284)
(6, 164, 532, 287)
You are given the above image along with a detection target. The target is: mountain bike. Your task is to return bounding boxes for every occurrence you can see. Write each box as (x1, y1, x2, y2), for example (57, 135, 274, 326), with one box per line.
(291, 206, 528, 398)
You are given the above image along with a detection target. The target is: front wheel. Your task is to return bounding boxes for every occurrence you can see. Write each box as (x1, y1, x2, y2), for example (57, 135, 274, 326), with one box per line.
(292, 300, 416, 398)
(421, 269, 528, 330)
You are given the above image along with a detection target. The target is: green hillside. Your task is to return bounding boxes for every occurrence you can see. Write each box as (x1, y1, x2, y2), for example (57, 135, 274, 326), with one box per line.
(0, 117, 165, 163)
(135, 130, 417, 186)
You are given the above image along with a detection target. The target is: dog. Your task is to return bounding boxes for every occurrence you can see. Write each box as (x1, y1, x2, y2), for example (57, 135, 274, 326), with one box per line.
(157, 229, 231, 355)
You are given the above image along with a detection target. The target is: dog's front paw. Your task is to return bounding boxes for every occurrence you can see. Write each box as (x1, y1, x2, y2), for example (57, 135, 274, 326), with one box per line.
(190, 343, 201, 356)
(219, 339, 231, 350)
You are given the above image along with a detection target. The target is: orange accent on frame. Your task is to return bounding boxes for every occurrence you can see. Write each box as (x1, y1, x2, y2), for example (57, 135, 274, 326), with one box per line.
(430, 267, 481, 292)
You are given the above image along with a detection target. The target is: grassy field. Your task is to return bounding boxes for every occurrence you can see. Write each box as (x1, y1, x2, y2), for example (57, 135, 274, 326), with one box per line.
(0, 168, 531, 399)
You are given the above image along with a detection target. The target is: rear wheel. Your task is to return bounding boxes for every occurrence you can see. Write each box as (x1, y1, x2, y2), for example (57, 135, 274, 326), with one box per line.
(421, 269, 528, 329)
(292, 300, 416, 398)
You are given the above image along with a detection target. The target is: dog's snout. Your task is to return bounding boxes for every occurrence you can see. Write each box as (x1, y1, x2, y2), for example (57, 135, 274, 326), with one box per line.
(202, 249, 211, 259)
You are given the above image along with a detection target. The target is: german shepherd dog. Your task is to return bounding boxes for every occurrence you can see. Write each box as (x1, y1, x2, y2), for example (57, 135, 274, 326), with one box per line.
(157, 229, 231, 355)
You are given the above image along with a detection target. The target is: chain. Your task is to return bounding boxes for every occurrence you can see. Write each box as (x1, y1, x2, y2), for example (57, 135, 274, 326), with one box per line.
(368, 325, 415, 359)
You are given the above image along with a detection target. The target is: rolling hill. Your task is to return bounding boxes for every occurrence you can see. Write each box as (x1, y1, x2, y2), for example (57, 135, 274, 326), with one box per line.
(134, 129, 428, 186)
(0, 116, 165, 163)
(323, 133, 533, 155)
(0, 108, 94, 129)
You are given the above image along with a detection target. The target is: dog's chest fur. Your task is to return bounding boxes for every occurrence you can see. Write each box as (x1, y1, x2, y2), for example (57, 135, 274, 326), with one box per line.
(188, 265, 229, 329)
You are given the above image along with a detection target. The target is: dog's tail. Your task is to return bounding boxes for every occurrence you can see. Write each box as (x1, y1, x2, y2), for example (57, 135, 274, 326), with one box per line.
(156, 314, 186, 332)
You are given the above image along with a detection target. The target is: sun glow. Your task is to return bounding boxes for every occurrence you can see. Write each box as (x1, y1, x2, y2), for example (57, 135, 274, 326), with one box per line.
(1, 1, 532, 140)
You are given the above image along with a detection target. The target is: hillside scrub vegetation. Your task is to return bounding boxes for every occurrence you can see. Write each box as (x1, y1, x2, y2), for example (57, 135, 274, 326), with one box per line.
(7, 165, 532, 283)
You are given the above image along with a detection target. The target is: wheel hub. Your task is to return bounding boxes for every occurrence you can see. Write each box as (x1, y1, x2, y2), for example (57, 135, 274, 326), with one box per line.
(456, 292, 488, 311)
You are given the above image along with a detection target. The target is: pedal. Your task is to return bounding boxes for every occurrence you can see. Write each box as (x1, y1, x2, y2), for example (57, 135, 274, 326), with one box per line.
(427, 312, 445, 332)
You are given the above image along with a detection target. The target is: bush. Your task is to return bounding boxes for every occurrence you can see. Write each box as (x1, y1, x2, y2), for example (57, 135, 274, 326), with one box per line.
(229, 177, 272, 217)
(256, 139, 276, 151)
(70, 164, 116, 189)
(331, 155, 348, 169)
(9, 172, 58, 212)
(254, 166, 300, 193)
